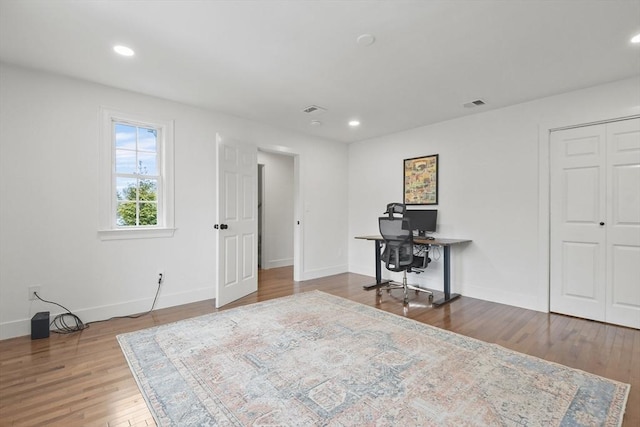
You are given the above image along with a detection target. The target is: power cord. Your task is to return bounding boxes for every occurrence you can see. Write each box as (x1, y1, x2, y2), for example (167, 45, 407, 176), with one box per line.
(33, 293, 87, 333)
(33, 274, 163, 334)
(431, 246, 442, 261)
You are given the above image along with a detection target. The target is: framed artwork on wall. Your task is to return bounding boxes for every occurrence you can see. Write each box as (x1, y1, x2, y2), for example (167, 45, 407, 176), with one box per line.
(403, 154, 438, 205)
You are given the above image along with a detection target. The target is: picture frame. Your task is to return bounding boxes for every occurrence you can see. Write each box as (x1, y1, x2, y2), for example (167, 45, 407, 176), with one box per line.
(403, 154, 438, 205)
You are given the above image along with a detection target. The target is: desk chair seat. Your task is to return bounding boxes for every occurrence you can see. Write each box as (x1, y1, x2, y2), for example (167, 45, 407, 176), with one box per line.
(378, 215, 433, 305)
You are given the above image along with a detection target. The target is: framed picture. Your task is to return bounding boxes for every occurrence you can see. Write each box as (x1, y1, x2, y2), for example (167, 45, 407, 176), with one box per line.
(403, 154, 438, 205)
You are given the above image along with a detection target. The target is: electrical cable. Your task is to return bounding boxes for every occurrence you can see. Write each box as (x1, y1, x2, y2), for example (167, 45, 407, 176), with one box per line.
(33, 292, 87, 333)
(33, 274, 163, 334)
(431, 246, 442, 261)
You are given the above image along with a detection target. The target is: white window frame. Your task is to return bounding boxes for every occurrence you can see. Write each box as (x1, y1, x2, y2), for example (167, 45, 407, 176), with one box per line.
(99, 108, 175, 240)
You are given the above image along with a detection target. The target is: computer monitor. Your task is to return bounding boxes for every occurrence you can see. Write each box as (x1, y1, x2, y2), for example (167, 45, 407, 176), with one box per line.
(403, 209, 437, 236)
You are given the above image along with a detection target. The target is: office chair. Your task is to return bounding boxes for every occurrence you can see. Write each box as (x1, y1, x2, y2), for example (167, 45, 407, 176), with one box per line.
(378, 204, 433, 305)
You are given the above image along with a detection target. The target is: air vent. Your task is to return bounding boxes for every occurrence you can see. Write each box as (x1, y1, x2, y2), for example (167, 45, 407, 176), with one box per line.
(302, 105, 327, 115)
(463, 99, 486, 108)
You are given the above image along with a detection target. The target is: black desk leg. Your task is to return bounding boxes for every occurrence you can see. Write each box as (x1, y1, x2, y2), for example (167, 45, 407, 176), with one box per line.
(363, 240, 390, 290)
(432, 245, 461, 307)
(375, 240, 382, 284)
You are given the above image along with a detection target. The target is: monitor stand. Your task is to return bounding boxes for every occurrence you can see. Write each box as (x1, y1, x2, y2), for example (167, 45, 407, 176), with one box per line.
(416, 230, 435, 240)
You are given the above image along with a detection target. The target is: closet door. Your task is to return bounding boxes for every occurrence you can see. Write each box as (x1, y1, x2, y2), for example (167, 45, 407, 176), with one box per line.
(550, 118, 640, 329)
(605, 119, 640, 328)
(550, 125, 607, 322)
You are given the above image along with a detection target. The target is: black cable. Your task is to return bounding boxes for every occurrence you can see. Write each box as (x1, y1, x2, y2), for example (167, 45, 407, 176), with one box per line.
(33, 292, 87, 334)
(33, 274, 163, 334)
(88, 275, 162, 324)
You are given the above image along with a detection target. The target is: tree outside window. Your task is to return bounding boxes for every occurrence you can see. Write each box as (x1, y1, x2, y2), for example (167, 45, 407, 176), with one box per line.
(114, 123, 160, 227)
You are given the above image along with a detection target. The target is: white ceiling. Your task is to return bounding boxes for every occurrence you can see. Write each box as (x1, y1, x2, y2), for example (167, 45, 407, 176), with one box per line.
(1, 0, 639, 143)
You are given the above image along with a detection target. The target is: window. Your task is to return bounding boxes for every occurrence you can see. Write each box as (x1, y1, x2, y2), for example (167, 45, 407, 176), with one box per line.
(114, 123, 160, 227)
(99, 109, 174, 240)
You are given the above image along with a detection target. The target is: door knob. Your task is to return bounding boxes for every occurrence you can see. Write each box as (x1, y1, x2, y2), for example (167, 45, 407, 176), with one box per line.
(220, 224, 228, 230)
(599, 222, 605, 226)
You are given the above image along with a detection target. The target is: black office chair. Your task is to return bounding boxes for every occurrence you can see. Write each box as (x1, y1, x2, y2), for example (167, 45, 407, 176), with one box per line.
(378, 204, 433, 305)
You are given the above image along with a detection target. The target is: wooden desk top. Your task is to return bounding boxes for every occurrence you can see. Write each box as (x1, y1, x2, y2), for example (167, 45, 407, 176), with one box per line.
(355, 235, 471, 247)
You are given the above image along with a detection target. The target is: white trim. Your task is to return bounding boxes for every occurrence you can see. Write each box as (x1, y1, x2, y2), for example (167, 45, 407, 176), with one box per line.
(293, 154, 303, 282)
(98, 227, 176, 240)
(99, 107, 175, 240)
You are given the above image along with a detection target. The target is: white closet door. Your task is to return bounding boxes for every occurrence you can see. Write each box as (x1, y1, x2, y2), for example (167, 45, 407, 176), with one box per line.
(550, 125, 607, 322)
(550, 118, 640, 329)
(605, 118, 640, 328)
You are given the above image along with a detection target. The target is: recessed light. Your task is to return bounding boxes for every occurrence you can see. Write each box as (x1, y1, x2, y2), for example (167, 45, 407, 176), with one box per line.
(631, 33, 640, 44)
(310, 120, 322, 126)
(113, 45, 135, 57)
(349, 120, 361, 127)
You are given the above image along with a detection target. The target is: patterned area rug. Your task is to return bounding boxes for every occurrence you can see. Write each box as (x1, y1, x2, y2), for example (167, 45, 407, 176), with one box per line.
(117, 291, 629, 426)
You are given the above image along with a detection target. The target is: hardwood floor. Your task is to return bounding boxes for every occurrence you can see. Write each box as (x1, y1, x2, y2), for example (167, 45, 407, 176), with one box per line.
(1, 267, 638, 426)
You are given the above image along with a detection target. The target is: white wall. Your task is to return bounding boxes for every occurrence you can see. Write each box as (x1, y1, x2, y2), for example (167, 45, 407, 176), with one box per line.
(348, 76, 640, 312)
(257, 150, 294, 269)
(0, 63, 349, 339)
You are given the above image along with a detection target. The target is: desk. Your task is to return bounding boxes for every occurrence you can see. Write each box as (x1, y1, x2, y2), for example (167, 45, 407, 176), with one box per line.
(355, 235, 471, 307)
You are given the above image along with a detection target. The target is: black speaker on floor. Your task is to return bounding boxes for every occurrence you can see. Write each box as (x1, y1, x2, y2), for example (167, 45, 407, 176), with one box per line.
(31, 311, 50, 340)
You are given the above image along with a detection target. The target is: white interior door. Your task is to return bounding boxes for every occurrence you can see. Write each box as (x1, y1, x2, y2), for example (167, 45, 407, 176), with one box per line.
(216, 134, 258, 308)
(550, 124, 607, 321)
(605, 119, 640, 328)
(550, 118, 640, 329)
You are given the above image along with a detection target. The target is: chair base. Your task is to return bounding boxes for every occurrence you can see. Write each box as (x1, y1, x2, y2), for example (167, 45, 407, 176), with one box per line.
(365, 272, 433, 305)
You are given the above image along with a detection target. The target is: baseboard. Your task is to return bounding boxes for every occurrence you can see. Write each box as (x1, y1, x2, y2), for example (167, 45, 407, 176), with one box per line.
(0, 286, 215, 341)
(300, 264, 348, 281)
(348, 265, 545, 313)
(462, 284, 545, 313)
(262, 258, 293, 269)
(348, 263, 374, 278)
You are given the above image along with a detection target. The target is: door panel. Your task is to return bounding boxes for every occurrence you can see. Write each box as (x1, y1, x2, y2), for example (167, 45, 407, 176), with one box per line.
(242, 233, 255, 279)
(563, 167, 600, 223)
(561, 241, 599, 299)
(216, 134, 258, 308)
(223, 235, 238, 285)
(550, 125, 607, 321)
(605, 119, 640, 328)
(612, 165, 640, 224)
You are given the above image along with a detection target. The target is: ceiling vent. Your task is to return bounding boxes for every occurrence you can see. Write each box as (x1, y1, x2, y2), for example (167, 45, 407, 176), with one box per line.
(302, 105, 327, 115)
(463, 99, 486, 108)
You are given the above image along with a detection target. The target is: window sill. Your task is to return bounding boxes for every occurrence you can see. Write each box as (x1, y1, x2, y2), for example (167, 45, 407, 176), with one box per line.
(98, 228, 176, 241)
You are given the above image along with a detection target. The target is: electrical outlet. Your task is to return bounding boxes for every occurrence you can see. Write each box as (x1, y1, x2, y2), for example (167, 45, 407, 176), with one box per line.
(28, 285, 41, 301)
(157, 270, 164, 284)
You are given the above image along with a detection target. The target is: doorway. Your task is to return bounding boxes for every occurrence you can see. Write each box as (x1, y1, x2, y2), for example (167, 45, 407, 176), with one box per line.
(257, 150, 296, 274)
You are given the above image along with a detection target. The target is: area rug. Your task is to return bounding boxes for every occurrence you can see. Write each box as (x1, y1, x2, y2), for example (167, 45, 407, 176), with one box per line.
(117, 291, 629, 426)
